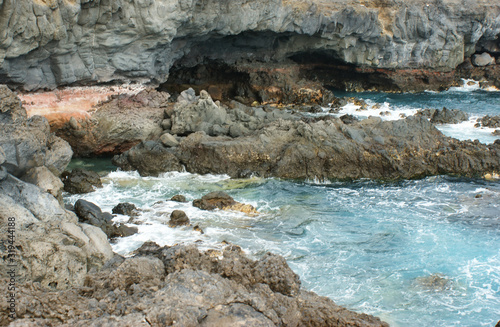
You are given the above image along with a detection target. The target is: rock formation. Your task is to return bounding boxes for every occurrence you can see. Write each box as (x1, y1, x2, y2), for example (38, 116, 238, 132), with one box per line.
(113, 90, 500, 180)
(0, 242, 389, 326)
(0, 0, 499, 92)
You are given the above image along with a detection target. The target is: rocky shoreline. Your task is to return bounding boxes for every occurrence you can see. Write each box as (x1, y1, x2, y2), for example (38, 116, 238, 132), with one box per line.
(0, 85, 391, 325)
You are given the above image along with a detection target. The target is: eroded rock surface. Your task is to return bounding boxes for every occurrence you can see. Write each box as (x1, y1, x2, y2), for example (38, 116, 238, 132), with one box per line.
(0, 243, 389, 327)
(0, 0, 499, 92)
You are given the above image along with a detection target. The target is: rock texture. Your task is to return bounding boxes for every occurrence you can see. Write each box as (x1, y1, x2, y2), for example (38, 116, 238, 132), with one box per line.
(0, 242, 388, 327)
(114, 92, 500, 180)
(0, 0, 499, 91)
(61, 168, 102, 194)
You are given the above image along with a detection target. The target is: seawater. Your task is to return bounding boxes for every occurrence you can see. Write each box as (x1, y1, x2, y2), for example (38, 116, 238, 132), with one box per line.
(65, 84, 500, 327)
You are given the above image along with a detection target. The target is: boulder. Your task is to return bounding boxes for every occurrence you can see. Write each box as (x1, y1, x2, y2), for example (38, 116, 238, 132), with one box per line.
(74, 199, 138, 239)
(472, 53, 495, 67)
(0, 85, 26, 123)
(171, 89, 229, 136)
(170, 194, 187, 202)
(112, 141, 182, 177)
(160, 133, 179, 147)
(21, 166, 64, 201)
(112, 202, 139, 216)
(168, 210, 190, 227)
(62, 168, 102, 194)
(476, 115, 500, 128)
(193, 191, 259, 215)
(429, 107, 469, 124)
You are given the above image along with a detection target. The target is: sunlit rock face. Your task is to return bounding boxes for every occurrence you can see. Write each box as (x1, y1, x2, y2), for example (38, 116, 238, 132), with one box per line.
(0, 0, 499, 91)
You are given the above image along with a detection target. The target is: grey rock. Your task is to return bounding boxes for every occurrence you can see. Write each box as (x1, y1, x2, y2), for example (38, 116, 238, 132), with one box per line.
(160, 133, 179, 147)
(477, 115, 500, 128)
(160, 118, 172, 130)
(171, 90, 229, 136)
(69, 116, 78, 129)
(0, 1, 499, 90)
(0, 146, 5, 165)
(472, 52, 495, 67)
(21, 166, 64, 200)
(429, 107, 469, 124)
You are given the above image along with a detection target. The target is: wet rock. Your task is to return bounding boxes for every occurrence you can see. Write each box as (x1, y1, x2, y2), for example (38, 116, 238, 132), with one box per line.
(112, 140, 182, 177)
(112, 202, 139, 216)
(169, 210, 190, 227)
(472, 52, 495, 67)
(61, 168, 102, 194)
(170, 194, 187, 202)
(414, 274, 452, 291)
(476, 115, 500, 128)
(74, 199, 138, 239)
(193, 191, 259, 215)
(493, 130, 500, 136)
(418, 107, 469, 124)
(160, 132, 179, 147)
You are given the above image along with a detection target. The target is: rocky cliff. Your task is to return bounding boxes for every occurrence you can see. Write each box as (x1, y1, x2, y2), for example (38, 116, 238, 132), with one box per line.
(1, 0, 499, 91)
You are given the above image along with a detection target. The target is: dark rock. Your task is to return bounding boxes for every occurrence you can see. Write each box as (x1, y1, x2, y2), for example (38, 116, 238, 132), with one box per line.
(193, 191, 236, 211)
(340, 114, 359, 124)
(170, 194, 187, 202)
(493, 130, 500, 136)
(169, 210, 190, 227)
(74, 199, 137, 239)
(112, 141, 182, 177)
(112, 202, 138, 216)
(476, 115, 500, 128)
(193, 225, 204, 234)
(62, 168, 102, 194)
(429, 107, 469, 124)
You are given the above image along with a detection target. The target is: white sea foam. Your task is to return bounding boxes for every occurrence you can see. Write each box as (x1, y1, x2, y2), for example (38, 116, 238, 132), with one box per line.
(447, 79, 500, 93)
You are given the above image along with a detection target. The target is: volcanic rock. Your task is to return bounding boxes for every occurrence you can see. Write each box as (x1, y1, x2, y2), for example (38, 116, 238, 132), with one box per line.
(112, 202, 139, 217)
(61, 168, 102, 194)
(472, 53, 495, 67)
(168, 210, 190, 227)
(193, 191, 259, 215)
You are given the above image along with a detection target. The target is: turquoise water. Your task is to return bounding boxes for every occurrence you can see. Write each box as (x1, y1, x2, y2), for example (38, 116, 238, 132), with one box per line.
(65, 85, 500, 327)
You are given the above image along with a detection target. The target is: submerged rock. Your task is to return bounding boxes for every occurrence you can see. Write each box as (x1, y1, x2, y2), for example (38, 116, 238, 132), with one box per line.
(61, 168, 102, 194)
(170, 194, 187, 202)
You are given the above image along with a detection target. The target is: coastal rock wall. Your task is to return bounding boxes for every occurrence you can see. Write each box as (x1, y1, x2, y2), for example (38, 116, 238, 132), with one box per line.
(0, 0, 499, 90)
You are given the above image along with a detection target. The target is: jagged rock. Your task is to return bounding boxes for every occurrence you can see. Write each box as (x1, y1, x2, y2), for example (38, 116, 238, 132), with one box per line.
(160, 133, 179, 147)
(115, 115, 500, 180)
(0, 175, 113, 289)
(340, 114, 359, 125)
(61, 169, 102, 194)
(112, 203, 139, 217)
(193, 191, 259, 215)
(0, 87, 73, 177)
(21, 166, 64, 202)
(168, 210, 190, 227)
(476, 115, 500, 128)
(112, 140, 182, 177)
(170, 194, 187, 202)
(0, 243, 388, 326)
(418, 107, 469, 124)
(472, 53, 495, 67)
(1, 0, 499, 93)
(74, 199, 138, 239)
(171, 89, 229, 136)
(55, 89, 165, 157)
(0, 85, 25, 123)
